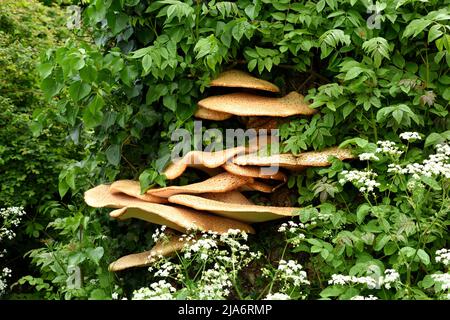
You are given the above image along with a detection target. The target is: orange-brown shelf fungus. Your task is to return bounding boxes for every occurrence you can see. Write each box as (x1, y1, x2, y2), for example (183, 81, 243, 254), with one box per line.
(209, 69, 280, 93)
(200, 190, 254, 205)
(109, 180, 168, 203)
(198, 91, 316, 117)
(168, 194, 297, 223)
(109, 233, 193, 272)
(233, 147, 355, 169)
(222, 162, 287, 182)
(84, 184, 255, 234)
(147, 172, 252, 198)
(194, 106, 233, 121)
(163, 147, 247, 180)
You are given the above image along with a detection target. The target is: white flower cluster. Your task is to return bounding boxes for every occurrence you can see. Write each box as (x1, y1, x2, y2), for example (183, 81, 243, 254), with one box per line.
(358, 152, 380, 161)
(0, 207, 26, 241)
(0, 268, 12, 296)
(339, 169, 380, 193)
(197, 267, 233, 299)
(436, 249, 450, 267)
(132, 280, 176, 300)
(350, 295, 378, 300)
(329, 269, 399, 290)
(399, 132, 421, 142)
(143, 228, 261, 300)
(379, 269, 400, 289)
(278, 221, 306, 233)
(153, 261, 180, 278)
(328, 274, 378, 289)
(376, 140, 404, 156)
(264, 292, 291, 300)
(276, 260, 310, 286)
(387, 143, 450, 179)
(278, 221, 307, 247)
(151, 225, 167, 243)
(431, 274, 450, 291)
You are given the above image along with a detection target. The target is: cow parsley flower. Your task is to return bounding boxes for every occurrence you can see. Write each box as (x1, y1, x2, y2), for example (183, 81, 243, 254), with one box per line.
(132, 280, 176, 300)
(431, 274, 450, 291)
(436, 249, 450, 267)
(339, 169, 380, 193)
(359, 152, 379, 161)
(399, 132, 421, 142)
(376, 140, 404, 156)
(277, 260, 310, 286)
(264, 293, 291, 300)
(351, 295, 378, 300)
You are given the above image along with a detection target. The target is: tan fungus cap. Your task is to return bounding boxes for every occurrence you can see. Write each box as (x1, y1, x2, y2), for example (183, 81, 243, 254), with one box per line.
(108, 234, 191, 272)
(200, 191, 254, 205)
(147, 172, 252, 198)
(209, 69, 280, 93)
(222, 162, 287, 181)
(109, 180, 168, 203)
(194, 106, 233, 121)
(168, 194, 296, 223)
(233, 147, 354, 169)
(198, 91, 316, 117)
(84, 184, 254, 234)
(164, 146, 247, 180)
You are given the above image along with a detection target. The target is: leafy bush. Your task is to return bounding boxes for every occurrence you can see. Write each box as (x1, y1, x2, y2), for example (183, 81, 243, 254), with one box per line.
(31, 0, 450, 300)
(0, 0, 112, 299)
(0, 0, 82, 207)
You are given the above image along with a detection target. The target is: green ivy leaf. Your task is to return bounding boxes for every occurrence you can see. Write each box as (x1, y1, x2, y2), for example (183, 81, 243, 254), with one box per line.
(106, 144, 121, 166)
(83, 95, 105, 129)
(69, 81, 91, 102)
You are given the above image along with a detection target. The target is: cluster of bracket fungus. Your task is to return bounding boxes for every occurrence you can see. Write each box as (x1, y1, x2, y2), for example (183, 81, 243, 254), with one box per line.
(84, 69, 355, 272)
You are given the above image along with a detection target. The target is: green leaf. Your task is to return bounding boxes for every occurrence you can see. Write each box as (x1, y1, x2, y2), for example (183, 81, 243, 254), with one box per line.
(428, 24, 443, 43)
(120, 65, 139, 86)
(163, 95, 177, 112)
(68, 252, 86, 266)
(403, 19, 432, 39)
(85, 247, 104, 265)
(37, 63, 53, 79)
(345, 67, 364, 81)
(106, 144, 121, 166)
(417, 249, 430, 265)
(41, 78, 62, 100)
(83, 95, 105, 129)
(69, 81, 91, 102)
(142, 54, 153, 74)
(320, 286, 345, 298)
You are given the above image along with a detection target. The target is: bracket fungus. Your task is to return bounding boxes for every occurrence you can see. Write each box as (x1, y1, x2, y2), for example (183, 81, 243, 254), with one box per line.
(168, 194, 296, 223)
(198, 91, 316, 118)
(209, 69, 280, 93)
(147, 172, 252, 198)
(163, 147, 247, 180)
(83, 70, 359, 272)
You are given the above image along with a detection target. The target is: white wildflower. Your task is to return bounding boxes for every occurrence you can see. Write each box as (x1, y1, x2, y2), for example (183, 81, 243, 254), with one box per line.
(431, 274, 450, 291)
(340, 169, 380, 193)
(277, 260, 310, 286)
(436, 249, 450, 267)
(376, 140, 403, 156)
(351, 295, 378, 300)
(399, 132, 421, 142)
(359, 152, 380, 161)
(264, 293, 291, 300)
(132, 280, 176, 300)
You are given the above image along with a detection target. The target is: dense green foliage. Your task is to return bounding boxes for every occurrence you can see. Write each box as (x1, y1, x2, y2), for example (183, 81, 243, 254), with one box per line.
(0, 0, 80, 207)
(1, 0, 449, 300)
